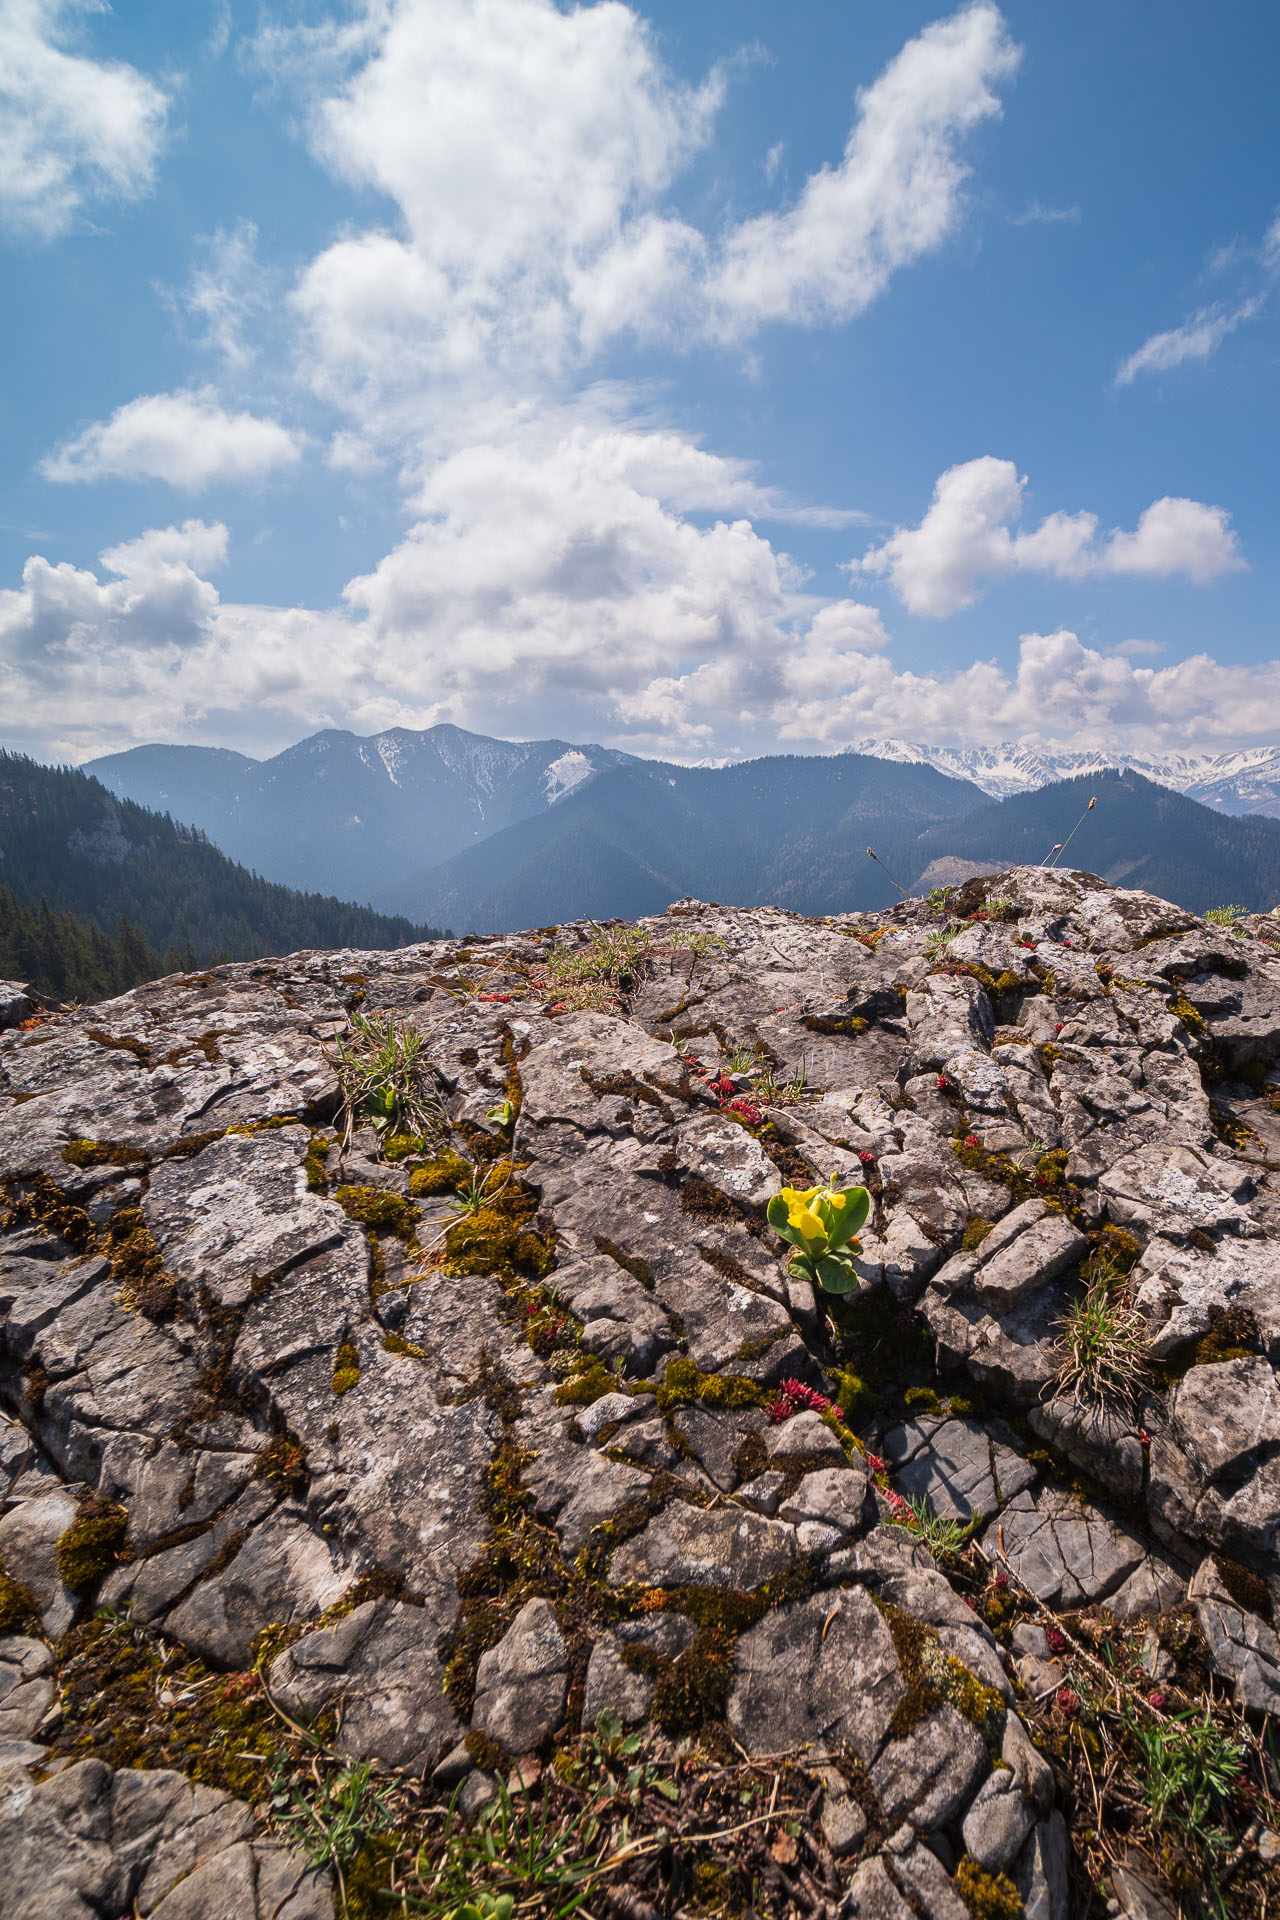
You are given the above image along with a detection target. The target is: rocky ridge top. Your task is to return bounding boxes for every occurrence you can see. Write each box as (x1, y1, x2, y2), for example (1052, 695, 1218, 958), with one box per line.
(2, 865, 1279, 1918)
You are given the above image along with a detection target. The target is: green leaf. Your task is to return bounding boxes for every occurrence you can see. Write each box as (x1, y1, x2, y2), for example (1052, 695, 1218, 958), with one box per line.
(766, 1193, 803, 1247)
(824, 1184, 871, 1250)
(655, 1777, 681, 1802)
(815, 1252, 861, 1294)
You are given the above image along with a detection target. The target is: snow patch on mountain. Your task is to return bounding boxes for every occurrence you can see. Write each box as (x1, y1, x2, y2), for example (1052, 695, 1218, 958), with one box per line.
(541, 750, 596, 804)
(851, 738, 1280, 818)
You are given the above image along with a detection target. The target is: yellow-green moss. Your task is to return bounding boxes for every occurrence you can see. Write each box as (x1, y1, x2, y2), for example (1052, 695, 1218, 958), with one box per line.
(879, 1599, 1005, 1748)
(332, 1336, 361, 1396)
(303, 1135, 330, 1192)
(61, 1138, 149, 1169)
(444, 1199, 555, 1282)
(334, 1183, 419, 1239)
(904, 1385, 942, 1415)
(1169, 993, 1206, 1036)
(955, 1857, 1023, 1920)
(103, 1207, 176, 1319)
(0, 1560, 40, 1634)
(655, 1355, 766, 1411)
(554, 1359, 616, 1406)
(835, 1370, 877, 1426)
(407, 1149, 472, 1195)
(961, 1216, 995, 1252)
(55, 1494, 129, 1594)
(382, 1330, 427, 1360)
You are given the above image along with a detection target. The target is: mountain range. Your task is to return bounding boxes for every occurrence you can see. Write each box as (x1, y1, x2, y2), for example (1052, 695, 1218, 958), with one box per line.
(56, 724, 1280, 933)
(87, 727, 633, 910)
(851, 737, 1280, 816)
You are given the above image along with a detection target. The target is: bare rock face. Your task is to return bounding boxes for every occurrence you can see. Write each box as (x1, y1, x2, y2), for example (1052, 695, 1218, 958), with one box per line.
(4, 866, 1280, 1908)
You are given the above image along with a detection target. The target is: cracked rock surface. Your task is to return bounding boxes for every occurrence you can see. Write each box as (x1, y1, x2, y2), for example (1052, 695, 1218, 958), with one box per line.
(3, 864, 1280, 1911)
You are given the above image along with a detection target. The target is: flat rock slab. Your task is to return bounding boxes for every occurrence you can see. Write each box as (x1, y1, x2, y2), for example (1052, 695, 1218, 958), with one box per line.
(881, 1416, 1036, 1521)
(472, 1598, 570, 1753)
(728, 1587, 905, 1759)
(996, 1487, 1184, 1617)
(0, 1756, 332, 1920)
(1189, 1559, 1280, 1717)
(608, 1502, 796, 1591)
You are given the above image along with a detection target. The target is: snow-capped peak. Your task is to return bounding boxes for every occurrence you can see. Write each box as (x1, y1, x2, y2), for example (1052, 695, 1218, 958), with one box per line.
(849, 738, 1280, 819)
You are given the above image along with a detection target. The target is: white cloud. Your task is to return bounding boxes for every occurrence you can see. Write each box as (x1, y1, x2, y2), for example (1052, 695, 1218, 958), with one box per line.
(176, 221, 268, 368)
(856, 456, 1246, 614)
(1010, 200, 1080, 226)
(4, 437, 1276, 770)
(708, 3, 1021, 335)
(1115, 299, 1261, 386)
(40, 388, 304, 488)
(0, 520, 225, 685)
(265, 0, 1021, 438)
(1115, 205, 1280, 385)
(0, 0, 171, 240)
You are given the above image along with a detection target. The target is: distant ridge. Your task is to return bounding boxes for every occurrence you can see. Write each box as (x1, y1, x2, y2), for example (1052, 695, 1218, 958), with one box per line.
(87, 724, 634, 906)
(851, 737, 1280, 817)
(0, 751, 439, 998)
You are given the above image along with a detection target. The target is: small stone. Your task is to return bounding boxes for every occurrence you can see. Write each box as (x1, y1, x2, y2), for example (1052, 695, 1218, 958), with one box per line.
(471, 1598, 569, 1753)
(735, 1471, 787, 1515)
(764, 1409, 847, 1465)
(778, 1464, 870, 1533)
(820, 1791, 866, 1858)
(962, 1768, 1035, 1872)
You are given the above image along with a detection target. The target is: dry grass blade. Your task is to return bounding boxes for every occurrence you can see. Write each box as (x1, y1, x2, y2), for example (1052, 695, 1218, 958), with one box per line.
(1052, 1267, 1150, 1411)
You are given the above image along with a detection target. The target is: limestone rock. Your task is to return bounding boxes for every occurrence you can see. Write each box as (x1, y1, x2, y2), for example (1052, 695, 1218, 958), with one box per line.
(471, 1598, 570, 1753)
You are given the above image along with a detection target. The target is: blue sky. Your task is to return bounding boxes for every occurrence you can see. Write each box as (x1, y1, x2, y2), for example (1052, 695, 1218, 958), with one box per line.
(2, 0, 1277, 764)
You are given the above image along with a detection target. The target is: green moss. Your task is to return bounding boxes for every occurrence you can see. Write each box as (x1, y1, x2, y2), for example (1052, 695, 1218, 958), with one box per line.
(593, 1234, 654, 1287)
(60, 1138, 148, 1169)
(835, 1370, 877, 1426)
(0, 1560, 40, 1634)
(904, 1386, 942, 1414)
(955, 1857, 1023, 1920)
(407, 1148, 471, 1195)
(961, 1216, 995, 1252)
(332, 1336, 361, 1396)
(252, 1432, 309, 1497)
(879, 1600, 1005, 1748)
(382, 1330, 427, 1360)
(1169, 992, 1206, 1036)
(55, 1493, 129, 1594)
(334, 1183, 419, 1239)
(655, 1355, 766, 1412)
(303, 1135, 330, 1192)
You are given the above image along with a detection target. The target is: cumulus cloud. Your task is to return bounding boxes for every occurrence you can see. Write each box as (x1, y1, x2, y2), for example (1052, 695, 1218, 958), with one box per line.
(40, 388, 304, 488)
(265, 0, 1021, 434)
(4, 436, 1277, 768)
(856, 457, 1246, 615)
(708, 4, 1020, 334)
(0, 0, 171, 240)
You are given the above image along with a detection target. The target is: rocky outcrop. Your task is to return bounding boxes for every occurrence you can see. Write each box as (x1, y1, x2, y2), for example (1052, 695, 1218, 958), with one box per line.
(2, 865, 1280, 1912)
